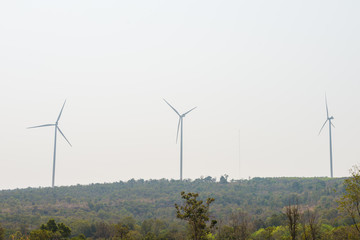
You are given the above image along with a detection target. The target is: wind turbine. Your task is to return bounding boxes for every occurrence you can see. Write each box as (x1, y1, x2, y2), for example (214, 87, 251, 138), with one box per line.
(318, 95, 335, 178)
(28, 100, 72, 187)
(163, 99, 196, 181)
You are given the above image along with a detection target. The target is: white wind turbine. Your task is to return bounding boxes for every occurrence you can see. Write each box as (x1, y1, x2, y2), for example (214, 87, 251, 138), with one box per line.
(28, 100, 72, 187)
(318, 95, 335, 178)
(163, 99, 196, 181)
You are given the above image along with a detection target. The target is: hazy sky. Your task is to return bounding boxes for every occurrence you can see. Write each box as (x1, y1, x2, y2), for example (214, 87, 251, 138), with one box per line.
(1, 1, 359, 189)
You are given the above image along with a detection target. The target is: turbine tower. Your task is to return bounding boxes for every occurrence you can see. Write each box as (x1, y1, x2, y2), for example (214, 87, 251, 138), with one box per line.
(318, 95, 335, 178)
(28, 100, 72, 187)
(163, 99, 196, 181)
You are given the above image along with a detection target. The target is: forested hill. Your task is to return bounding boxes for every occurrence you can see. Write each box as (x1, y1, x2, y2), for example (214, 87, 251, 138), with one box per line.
(0, 177, 345, 231)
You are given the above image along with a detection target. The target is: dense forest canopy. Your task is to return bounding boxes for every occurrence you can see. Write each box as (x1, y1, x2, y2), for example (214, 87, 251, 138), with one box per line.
(0, 177, 347, 237)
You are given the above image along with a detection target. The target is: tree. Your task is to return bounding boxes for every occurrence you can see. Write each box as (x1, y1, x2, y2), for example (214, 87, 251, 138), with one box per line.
(175, 192, 217, 240)
(57, 223, 71, 239)
(203, 176, 216, 183)
(338, 165, 360, 236)
(219, 175, 228, 184)
(114, 216, 139, 239)
(0, 224, 4, 240)
(71, 234, 86, 240)
(285, 200, 300, 240)
(217, 210, 253, 240)
(300, 209, 321, 240)
(265, 213, 286, 227)
(115, 223, 129, 239)
(29, 229, 53, 240)
(30, 219, 71, 240)
(40, 219, 58, 233)
(216, 224, 234, 240)
(94, 222, 112, 239)
(252, 227, 275, 240)
(9, 231, 28, 240)
(229, 210, 253, 240)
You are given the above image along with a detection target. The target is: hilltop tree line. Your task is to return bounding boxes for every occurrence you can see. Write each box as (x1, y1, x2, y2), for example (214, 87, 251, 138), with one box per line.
(2, 170, 360, 239)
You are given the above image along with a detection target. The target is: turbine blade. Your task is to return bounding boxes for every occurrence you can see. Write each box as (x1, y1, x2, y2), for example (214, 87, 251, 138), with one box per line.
(163, 99, 180, 116)
(325, 94, 329, 119)
(183, 106, 197, 116)
(27, 124, 55, 129)
(57, 126, 72, 147)
(176, 118, 181, 143)
(56, 100, 67, 123)
(318, 119, 328, 135)
(331, 122, 335, 128)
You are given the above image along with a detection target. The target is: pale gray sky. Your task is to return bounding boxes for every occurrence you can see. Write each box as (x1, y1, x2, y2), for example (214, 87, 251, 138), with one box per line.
(0, 1, 359, 189)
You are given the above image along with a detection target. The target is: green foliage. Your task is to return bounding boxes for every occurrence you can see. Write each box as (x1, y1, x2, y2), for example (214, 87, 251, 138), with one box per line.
(31, 219, 71, 240)
(29, 229, 53, 240)
(285, 201, 300, 240)
(266, 213, 287, 227)
(94, 222, 112, 239)
(271, 225, 289, 239)
(70, 234, 86, 240)
(0, 177, 350, 239)
(328, 225, 359, 240)
(114, 217, 138, 239)
(58, 223, 71, 238)
(0, 224, 4, 240)
(8, 231, 28, 240)
(337, 166, 360, 236)
(0, 177, 344, 232)
(219, 175, 228, 184)
(251, 227, 275, 240)
(175, 192, 217, 240)
(216, 209, 254, 240)
(40, 219, 58, 233)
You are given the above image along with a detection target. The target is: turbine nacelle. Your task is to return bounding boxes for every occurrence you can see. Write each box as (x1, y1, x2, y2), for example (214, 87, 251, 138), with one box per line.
(163, 99, 196, 143)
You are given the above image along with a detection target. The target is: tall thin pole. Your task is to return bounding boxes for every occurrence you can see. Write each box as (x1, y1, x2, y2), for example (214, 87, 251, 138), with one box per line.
(238, 130, 241, 179)
(52, 126, 57, 188)
(180, 117, 183, 181)
(329, 120, 333, 178)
